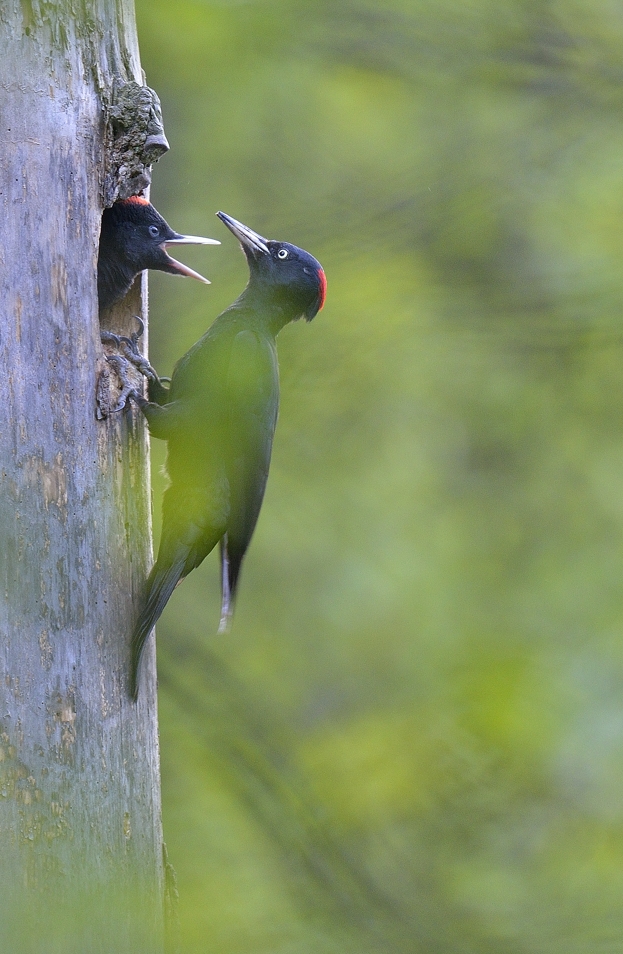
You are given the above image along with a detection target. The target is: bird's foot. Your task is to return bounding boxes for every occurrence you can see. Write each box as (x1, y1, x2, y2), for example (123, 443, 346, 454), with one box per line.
(104, 354, 141, 413)
(99, 316, 168, 416)
(120, 316, 159, 382)
(99, 317, 151, 415)
(101, 316, 159, 382)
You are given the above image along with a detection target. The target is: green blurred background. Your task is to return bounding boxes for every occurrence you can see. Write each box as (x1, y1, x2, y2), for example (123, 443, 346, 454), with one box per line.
(134, 2, 623, 951)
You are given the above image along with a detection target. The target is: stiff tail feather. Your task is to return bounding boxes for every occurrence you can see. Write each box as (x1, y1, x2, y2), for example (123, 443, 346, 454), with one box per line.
(217, 535, 244, 635)
(217, 536, 231, 634)
(130, 555, 187, 700)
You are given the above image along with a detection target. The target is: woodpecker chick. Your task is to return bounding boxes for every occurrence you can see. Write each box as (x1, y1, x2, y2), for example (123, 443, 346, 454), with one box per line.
(129, 212, 326, 698)
(97, 196, 220, 313)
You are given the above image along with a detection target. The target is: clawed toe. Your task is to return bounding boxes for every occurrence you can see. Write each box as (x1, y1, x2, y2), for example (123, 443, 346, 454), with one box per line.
(100, 330, 122, 348)
(105, 354, 140, 412)
(101, 316, 159, 383)
(100, 316, 166, 415)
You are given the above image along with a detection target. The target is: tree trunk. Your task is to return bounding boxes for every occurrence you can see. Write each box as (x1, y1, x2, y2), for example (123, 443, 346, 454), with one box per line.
(0, 3, 164, 951)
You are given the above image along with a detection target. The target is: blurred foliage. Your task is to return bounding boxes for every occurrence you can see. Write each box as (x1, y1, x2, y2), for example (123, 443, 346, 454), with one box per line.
(133, 1, 623, 951)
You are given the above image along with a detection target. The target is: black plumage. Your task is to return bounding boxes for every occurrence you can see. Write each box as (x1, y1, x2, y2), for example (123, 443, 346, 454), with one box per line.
(130, 212, 326, 698)
(97, 196, 219, 313)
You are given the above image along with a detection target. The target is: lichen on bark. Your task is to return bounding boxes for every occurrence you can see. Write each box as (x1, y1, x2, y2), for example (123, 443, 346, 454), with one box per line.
(104, 79, 170, 204)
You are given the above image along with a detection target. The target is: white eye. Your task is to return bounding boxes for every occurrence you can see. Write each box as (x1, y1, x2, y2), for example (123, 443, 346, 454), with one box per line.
(277, 248, 289, 259)
(149, 225, 160, 237)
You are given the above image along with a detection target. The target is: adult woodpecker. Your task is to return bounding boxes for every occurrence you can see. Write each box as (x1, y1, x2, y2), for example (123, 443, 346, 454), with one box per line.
(129, 212, 326, 698)
(97, 196, 220, 313)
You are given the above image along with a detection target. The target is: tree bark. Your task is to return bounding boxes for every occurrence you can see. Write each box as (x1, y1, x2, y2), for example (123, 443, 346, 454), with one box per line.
(0, 3, 164, 950)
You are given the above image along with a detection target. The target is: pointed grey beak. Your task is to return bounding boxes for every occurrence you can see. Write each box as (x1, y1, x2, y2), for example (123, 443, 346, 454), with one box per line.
(161, 233, 220, 284)
(165, 235, 221, 246)
(216, 211, 270, 256)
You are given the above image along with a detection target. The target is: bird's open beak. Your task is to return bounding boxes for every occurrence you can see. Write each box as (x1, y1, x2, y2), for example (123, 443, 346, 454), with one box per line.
(216, 212, 270, 258)
(162, 233, 220, 284)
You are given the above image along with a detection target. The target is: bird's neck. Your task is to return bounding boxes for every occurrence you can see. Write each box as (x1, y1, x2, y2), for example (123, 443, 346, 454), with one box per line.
(97, 248, 137, 310)
(235, 284, 300, 335)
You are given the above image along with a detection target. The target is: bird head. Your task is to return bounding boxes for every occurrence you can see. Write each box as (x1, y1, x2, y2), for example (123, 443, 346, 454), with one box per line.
(102, 197, 220, 283)
(217, 212, 326, 322)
